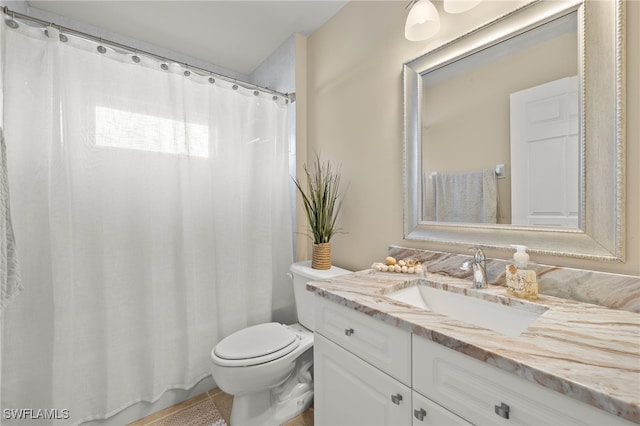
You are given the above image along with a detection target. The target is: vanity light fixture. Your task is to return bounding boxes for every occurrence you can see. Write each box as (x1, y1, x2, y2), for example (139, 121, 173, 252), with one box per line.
(443, 0, 482, 14)
(405, 0, 440, 41)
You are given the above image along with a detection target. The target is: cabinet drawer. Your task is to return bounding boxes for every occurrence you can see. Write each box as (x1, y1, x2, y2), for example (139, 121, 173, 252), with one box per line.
(412, 391, 472, 425)
(314, 334, 411, 426)
(315, 296, 412, 386)
(413, 336, 633, 426)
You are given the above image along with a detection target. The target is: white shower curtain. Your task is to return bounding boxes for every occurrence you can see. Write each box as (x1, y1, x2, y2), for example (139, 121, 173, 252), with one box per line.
(0, 20, 292, 425)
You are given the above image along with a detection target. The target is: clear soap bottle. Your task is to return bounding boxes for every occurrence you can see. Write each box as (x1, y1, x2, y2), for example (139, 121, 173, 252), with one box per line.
(506, 245, 538, 300)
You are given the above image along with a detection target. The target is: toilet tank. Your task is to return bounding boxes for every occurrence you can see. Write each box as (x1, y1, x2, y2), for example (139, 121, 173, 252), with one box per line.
(290, 261, 351, 330)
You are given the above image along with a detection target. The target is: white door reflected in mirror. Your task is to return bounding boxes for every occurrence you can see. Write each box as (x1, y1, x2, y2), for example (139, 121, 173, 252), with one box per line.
(510, 76, 579, 228)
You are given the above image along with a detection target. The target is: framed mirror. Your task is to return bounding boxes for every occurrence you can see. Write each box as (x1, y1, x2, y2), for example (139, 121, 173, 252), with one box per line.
(403, 0, 625, 261)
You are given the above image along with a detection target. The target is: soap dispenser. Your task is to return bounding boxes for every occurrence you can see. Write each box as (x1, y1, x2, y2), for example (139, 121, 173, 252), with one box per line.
(506, 245, 538, 300)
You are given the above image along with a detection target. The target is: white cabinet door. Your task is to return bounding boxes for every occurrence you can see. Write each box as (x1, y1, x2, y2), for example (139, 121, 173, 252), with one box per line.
(314, 333, 411, 426)
(412, 391, 472, 426)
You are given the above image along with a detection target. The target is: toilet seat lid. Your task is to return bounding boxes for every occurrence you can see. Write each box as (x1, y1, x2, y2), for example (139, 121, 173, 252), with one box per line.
(214, 322, 299, 365)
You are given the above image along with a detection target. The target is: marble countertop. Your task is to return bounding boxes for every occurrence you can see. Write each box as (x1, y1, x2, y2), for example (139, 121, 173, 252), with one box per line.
(307, 270, 640, 424)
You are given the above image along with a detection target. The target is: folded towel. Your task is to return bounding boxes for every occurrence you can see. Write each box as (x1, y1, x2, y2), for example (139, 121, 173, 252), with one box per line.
(0, 127, 22, 309)
(427, 169, 497, 223)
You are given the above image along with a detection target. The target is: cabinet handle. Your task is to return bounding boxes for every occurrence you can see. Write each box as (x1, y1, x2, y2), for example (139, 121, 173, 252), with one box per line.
(344, 328, 354, 336)
(414, 408, 427, 421)
(494, 402, 510, 419)
(391, 393, 403, 405)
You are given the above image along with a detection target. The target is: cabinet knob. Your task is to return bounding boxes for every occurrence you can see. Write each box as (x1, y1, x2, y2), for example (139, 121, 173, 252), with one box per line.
(414, 408, 427, 421)
(344, 328, 354, 336)
(494, 402, 510, 419)
(391, 393, 403, 405)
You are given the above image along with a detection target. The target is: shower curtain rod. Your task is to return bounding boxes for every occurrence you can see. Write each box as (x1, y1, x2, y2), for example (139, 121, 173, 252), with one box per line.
(2, 6, 296, 102)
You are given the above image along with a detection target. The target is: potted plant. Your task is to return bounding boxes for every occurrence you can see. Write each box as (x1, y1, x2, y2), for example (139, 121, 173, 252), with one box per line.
(293, 155, 344, 269)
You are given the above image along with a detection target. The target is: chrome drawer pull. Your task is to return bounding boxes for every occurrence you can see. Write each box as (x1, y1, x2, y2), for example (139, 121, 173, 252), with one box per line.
(391, 393, 403, 405)
(344, 328, 354, 336)
(494, 402, 510, 419)
(414, 408, 427, 421)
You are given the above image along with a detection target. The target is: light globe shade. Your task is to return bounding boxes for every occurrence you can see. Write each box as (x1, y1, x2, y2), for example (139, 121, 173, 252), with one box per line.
(443, 0, 482, 14)
(405, 0, 440, 41)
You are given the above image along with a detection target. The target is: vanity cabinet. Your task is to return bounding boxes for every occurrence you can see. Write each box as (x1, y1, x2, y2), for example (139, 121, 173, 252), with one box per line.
(314, 294, 635, 426)
(314, 296, 465, 426)
(314, 334, 411, 426)
(413, 336, 634, 426)
(314, 296, 412, 426)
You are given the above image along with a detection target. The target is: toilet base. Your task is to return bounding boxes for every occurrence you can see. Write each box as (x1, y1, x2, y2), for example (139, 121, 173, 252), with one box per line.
(229, 349, 314, 426)
(230, 386, 313, 426)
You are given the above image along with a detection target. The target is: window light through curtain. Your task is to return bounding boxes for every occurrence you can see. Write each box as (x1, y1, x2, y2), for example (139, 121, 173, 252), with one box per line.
(95, 106, 210, 157)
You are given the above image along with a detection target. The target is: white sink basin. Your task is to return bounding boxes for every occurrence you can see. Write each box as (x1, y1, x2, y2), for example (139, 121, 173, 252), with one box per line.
(387, 285, 546, 337)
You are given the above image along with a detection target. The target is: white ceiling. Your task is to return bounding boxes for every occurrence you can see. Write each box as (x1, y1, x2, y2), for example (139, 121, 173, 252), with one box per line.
(26, 1, 348, 76)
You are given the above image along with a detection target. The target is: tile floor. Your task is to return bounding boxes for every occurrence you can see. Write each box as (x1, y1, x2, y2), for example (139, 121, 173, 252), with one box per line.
(128, 388, 313, 426)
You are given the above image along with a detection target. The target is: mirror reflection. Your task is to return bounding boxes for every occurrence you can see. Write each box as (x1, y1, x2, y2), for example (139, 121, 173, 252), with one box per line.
(421, 12, 579, 229)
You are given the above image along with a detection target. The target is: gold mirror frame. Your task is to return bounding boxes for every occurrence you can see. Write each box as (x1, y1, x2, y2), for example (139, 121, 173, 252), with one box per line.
(403, 0, 625, 261)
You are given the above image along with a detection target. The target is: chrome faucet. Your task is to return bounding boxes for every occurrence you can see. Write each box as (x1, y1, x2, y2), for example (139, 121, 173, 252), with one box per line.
(469, 246, 488, 289)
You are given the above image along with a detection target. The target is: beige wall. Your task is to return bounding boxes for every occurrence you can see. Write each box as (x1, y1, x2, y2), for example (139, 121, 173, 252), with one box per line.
(303, 0, 639, 276)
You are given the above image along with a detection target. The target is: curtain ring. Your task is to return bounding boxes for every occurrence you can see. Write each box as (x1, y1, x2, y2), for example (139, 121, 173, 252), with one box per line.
(5, 11, 19, 29)
(97, 39, 107, 54)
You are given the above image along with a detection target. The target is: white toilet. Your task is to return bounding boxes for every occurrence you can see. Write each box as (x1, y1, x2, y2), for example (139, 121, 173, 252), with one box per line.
(210, 260, 351, 426)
